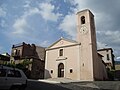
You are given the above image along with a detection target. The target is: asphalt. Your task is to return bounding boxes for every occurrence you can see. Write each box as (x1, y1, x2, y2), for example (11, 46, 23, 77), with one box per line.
(27, 78, 120, 90)
(58, 81, 120, 90)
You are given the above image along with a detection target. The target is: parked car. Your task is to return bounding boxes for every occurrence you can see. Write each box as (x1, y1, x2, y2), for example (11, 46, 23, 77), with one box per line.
(0, 65, 27, 90)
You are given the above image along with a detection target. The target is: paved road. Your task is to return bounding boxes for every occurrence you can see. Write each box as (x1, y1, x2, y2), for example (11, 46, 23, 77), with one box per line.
(25, 80, 120, 90)
(26, 80, 70, 90)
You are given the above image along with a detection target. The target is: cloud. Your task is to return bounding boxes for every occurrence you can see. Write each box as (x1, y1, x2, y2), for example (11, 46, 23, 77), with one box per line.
(0, 19, 6, 28)
(59, 13, 76, 39)
(40, 40, 50, 47)
(13, 2, 62, 35)
(39, 3, 62, 22)
(97, 41, 107, 49)
(13, 18, 27, 34)
(0, 5, 7, 29)
(11, 1, 63, 46)
(23, 0, 31, 8)
(116, 56, 120, 60)
(106, 31, 120, 46)
(67, 0, 87, 9)
(12, 7, 40, 35)
(97, 30, 120, 46)
(0, 7, 6, 17)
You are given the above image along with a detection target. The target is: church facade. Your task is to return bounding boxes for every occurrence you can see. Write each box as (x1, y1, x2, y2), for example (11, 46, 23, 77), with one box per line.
(44, 9, 108, 81)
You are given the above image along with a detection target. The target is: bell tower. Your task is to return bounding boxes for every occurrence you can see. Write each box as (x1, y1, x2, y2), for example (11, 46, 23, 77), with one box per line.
(76, 9, 98, 81)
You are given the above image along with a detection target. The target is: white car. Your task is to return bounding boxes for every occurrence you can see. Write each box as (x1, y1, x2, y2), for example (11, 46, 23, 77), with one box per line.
(0, 65, 27, 90)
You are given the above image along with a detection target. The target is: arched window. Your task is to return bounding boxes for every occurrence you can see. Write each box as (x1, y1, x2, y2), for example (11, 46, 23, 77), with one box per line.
(59, 49, 63, 56)
(81, 16, 85, 24)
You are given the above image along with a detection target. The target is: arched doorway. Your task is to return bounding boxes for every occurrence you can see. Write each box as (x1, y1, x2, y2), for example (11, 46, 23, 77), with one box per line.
(58, 63, 64, 77)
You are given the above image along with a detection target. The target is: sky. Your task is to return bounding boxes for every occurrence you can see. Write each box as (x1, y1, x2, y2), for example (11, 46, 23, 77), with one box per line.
(0, 0, 120, 61)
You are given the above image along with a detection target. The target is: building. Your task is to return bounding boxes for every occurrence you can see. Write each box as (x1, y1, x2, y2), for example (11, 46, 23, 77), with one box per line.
(115, 61, 120, 80)
(98, 48, 115, 70)
(0, 53, 10, 64)
(11, 42, 45, 79)
(44, 9, 108, 81)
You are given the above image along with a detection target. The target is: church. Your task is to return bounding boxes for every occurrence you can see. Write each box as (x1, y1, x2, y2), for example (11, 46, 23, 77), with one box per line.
(44, 9, 108, 81)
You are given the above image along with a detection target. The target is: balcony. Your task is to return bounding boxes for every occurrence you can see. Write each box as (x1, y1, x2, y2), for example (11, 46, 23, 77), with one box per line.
(11, 52, 21, 60)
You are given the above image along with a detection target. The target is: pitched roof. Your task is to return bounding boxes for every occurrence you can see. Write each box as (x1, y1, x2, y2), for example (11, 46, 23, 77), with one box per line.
(47, 37, 78, 49)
